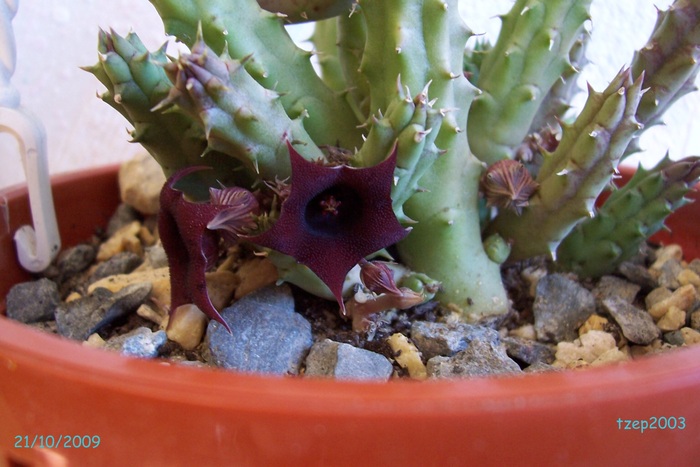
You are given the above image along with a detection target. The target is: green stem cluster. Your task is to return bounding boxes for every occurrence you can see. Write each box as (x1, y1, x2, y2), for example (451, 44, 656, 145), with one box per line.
(556, 156, 700, 277)
(89, 0, 700, 323)
(488, 68, 645, 260)
(149, 0, 363, 150)
(467, 0, 592, 164)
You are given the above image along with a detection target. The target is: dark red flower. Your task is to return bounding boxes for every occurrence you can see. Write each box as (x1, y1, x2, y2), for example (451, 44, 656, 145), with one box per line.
(159, 167, 257, 332)
(247, 141, 409, 312)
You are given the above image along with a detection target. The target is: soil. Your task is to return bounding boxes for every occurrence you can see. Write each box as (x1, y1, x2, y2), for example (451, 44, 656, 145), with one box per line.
(8, 199, 700, 379)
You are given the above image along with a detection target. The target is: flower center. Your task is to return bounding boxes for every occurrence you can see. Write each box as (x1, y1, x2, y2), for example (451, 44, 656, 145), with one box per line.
(320, 195, 342, 216)
(305, 184, 361, 235)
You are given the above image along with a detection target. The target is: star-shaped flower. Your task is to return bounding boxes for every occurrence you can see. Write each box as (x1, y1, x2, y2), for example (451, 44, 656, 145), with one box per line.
(247, 141, 409, 311)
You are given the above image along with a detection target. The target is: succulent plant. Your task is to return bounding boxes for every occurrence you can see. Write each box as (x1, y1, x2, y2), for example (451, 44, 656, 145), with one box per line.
(556, 155, 700, 278)
(88, 0, 700, 330)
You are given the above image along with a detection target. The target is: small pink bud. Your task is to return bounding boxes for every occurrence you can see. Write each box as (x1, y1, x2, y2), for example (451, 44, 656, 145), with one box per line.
(359, 260, 403, 296)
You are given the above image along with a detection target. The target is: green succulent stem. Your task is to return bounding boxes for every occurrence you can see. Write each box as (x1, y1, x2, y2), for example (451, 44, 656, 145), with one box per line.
(529, 30, 590, 133)
(487, 68, 644, 261)
(354, 0, 508, 318)
(467, 0, 592, 164)
(157, 37, 324, 180)
(632, 0, 700, 128)
(84, 29, 245, 197)
(624, 0, 700, 156)
(336, 11, 371, 122)
(311, 18, 346, 92)
(556, 156, 700, 277)
(148, 0, 363, 149)
(256, 0, 354, 22)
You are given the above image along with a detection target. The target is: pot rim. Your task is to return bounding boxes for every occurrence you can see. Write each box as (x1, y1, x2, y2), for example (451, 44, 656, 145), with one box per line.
(2, 314, 699, 415)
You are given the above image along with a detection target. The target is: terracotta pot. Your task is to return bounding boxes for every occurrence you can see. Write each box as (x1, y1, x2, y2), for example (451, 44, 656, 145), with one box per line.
(1, 166, 699, 466)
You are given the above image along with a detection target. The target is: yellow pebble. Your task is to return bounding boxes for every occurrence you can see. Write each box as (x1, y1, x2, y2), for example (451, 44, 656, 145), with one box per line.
(651, 244, 683, 270)
(648, 284, 697, 320)
(579, 314, 609, 336)
(83, 333, 106, 348)
(645, 287, 672, 310)
(96, 221, 142, 261)
(234, 258, 277, 299)
(677, 268, 700, 288)
(591, 346, 628, 366)
(88, 267, 170, 301)
(553, 330, 618, 368)
(680, 327, 700, 345)
(205, 270, 237, 310)
(166, 304, 209, 350)
(136, 303, 167, 328)
(138, 225, 157, 247)
(65, 291, 82, 303)
(387, 333, 427, 380)
(657, 306, 686, 332)
(509, 324, 536, 340)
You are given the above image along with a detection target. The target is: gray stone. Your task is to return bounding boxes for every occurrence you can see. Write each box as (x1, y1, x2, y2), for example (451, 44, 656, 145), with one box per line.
(690, 309, 700, 331)
(90, 282, 153, 332)
(410, 321, 507, 360)
(502, 336, 555, 365)
(617, 261, 657, 289)
(56, 288, 113, 340)
(426, 337, 521, 378)
(410, 321, 470, 359)
(6, 278, 60, 323)
(106, 203, 141, 237)
(657, 259, 683, 289)
(55, 283, 152, 341)
(601, 297, 660, 345)
(533, 274, 596, 343)
(205, 285, 312, 375)
(592, 275, 640, 305)
(121, 327, 168, 358)
(523, 361, 559, 373)
(663, 330, 685, 347)
(89, 252, 143, 283)
(143, 244, 168, 269)
(57, 244, 97, 276)
(305, 339, 393, 381)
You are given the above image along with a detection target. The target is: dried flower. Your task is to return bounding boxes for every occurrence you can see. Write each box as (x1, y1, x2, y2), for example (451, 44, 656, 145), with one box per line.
(514, 127, 560, 163)
(264, 176, 292, 202)
(480, 159, 539, 215)
(207, 185, 260, 243)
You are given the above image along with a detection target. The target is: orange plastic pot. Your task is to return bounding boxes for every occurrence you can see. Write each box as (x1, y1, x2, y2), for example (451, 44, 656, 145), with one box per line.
(1, 166, 699, 466)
